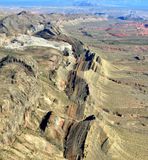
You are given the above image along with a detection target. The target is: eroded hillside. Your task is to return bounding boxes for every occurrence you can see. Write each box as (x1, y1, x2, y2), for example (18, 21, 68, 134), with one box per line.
(0, 11, 148, 160)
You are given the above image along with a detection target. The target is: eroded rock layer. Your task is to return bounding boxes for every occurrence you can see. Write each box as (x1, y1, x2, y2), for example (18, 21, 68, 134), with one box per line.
(0, 11, 148, 160)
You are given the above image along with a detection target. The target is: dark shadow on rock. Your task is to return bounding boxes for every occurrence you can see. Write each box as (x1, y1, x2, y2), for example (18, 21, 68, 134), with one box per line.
(39, 111, 52, 132)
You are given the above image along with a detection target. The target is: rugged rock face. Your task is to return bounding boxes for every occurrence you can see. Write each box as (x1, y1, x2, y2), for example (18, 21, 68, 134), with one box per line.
(0, 11, 96, 159)
(0, 11, 59, 36)
(0, 11, 148, 160)
(64, 115, 95, 160)
(0, 54, 39, 145)
(0, 45, 96, 160)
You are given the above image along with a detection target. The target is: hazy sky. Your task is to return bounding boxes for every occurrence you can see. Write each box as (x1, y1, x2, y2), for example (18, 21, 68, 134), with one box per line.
(0, 0, 148, 9)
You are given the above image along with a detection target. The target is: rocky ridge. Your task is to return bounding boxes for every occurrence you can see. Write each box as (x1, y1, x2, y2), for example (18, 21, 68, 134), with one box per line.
(0, 11, 96, 160)
(0, 11, 148, 160)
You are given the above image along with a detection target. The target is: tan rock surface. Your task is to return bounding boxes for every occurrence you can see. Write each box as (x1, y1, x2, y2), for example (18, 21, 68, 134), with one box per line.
(0, 12, 148, 160)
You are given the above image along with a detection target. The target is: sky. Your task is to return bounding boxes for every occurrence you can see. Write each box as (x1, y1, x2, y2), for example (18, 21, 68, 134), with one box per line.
(0, 0, 148, 9)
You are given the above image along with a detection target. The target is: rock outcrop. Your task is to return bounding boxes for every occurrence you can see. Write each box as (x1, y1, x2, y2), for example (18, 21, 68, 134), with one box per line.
(0, 11, 59, 36)
(0, 11, 148, 160)
(0, 54, 39, 146)
(0, 27, 95, 159)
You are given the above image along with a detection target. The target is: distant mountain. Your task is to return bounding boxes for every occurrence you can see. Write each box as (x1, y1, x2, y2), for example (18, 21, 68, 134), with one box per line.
(94, 12, 108, 17)
(73, 0, 97, 7)
(118, 11, 144, 21)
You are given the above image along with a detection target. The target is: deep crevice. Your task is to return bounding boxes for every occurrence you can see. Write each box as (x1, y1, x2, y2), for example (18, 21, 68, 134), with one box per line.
(84, 115, 96, 121)
(63, 123, 74, 158)
(39, 111, 52, 132)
